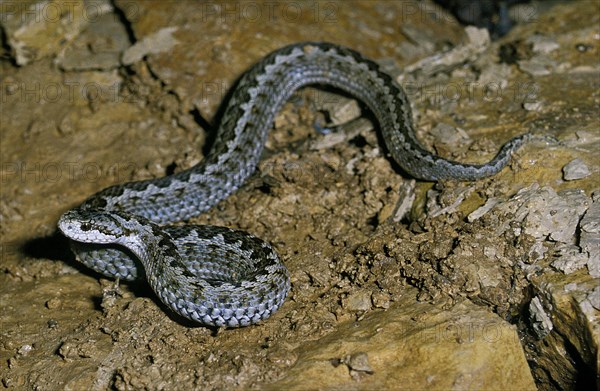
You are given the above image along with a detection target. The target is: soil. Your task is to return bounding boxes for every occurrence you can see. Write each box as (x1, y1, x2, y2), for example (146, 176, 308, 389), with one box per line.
(1, 1, 598, 390)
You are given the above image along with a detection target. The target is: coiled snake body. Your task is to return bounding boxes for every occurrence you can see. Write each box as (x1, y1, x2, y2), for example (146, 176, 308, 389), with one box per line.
(58, 42, 528, 327)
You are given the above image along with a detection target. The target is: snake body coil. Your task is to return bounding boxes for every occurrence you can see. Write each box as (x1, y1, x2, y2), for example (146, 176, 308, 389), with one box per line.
(58, 42, 528, 327)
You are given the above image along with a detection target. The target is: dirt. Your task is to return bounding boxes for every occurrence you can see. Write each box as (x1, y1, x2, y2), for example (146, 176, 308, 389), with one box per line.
(1, 1, 599, 390)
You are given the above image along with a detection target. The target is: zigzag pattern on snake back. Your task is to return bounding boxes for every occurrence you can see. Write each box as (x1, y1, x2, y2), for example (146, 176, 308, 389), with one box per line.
(58, 42, 530, 327)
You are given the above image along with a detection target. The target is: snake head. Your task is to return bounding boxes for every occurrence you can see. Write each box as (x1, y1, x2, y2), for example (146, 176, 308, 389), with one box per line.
(58, 209, 129, 244)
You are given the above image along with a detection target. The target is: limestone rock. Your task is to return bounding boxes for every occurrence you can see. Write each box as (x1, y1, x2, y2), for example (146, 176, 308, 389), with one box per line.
(563, 158, 591, 181)
(1, 0, 111, 65)
(268, 294, 536, 390)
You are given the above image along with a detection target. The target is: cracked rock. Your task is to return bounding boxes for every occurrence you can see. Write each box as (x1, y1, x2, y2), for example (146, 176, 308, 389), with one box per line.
(57, 12, 131, 71)
(529, 297, 553, 338)
(551, 244, 589, 274)
(580, 191, 600, 277)
(122, 27, 180, 65)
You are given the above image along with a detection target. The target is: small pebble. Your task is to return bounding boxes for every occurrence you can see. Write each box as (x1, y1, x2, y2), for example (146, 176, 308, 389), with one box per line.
(343, 290, 372, 312)
(529, 297, 553, 338)
(523, 101, 543, 111)
(17, 344, 33, 356)
(347, 352, 374, 374)
(527, 34, 560, 54)
(551, 252, 588, 274)
(588, 286, 600, 311)
(45, 298, 61, 309)
(563, 158, 591, 180)
(575, 43, 593, 52)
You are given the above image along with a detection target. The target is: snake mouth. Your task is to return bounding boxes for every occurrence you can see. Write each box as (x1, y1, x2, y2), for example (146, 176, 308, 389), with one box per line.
(57, 211, 77, 235)
(57, 216, 86, 242)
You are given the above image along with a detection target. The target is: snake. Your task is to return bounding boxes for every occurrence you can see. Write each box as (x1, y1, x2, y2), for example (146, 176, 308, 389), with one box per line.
(57, 42, 529, 327)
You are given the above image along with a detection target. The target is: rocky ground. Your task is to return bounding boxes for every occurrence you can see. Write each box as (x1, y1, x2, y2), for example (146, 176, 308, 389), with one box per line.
(1, 1, 598, 390)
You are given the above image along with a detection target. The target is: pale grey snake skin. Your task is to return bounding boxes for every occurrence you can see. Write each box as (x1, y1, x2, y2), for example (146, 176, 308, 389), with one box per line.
(58, 42, 529, 327)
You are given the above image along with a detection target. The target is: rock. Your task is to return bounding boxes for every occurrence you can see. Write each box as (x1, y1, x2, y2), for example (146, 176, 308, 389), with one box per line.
(490, 185, 589, 244)
(518, 55, 557, 76)
(1, 0, 109, 65)
(399, 25, 437, 58)
(309, 117, 373, 151)
(476, 62, 511, 88)
(467, 197, 500, 222)
(56, 12, 131, 71)
(389, 179, 416, 223)
(342, 290, 372, 312)
(528, 270, 599, 389)
(267, 295, 536, 390)
(444, 182, 598, 388)
(310, 89, 361, 127)
(334, 351, 374, 380)
(122, 27, 180, 65)
(527, 241, 548, 263)
(588, 286, 600, 311)
(563, 158, 591, 181)
(426, 185, 474, 218)
(429, 123, 471, 149)
(523, 101, 544, 111)
(551, 244, 589, 274)
(403, 26, 490, 77)
(529, 296, 553, 338)
(527, 34, 560, 54)
(17, 345, 33, 356)
(580, 192, 600, 277)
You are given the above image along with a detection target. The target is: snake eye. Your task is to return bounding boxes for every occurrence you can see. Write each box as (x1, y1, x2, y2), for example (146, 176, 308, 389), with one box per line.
(80, 222, 92, 231)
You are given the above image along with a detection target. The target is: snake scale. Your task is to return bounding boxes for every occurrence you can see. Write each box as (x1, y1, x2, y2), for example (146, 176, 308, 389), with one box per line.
(58, 42, 529, 327)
